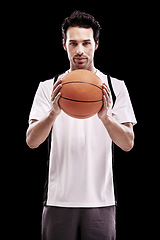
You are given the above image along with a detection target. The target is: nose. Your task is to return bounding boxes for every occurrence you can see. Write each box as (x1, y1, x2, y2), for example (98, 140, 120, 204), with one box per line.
(76, 45, 84, 55)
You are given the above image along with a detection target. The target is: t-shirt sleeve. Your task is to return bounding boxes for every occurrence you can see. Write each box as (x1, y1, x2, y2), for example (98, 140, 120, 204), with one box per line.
(112, 81, 137, 125)
(28, 82, 52, 123)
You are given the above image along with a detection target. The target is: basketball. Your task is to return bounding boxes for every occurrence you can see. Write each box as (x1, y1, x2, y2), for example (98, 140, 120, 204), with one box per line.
(59, 69, 103, 119)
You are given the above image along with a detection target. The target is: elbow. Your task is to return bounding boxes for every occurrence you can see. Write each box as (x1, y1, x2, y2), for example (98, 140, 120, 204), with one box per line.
(26, 137, 39, 149)
(122, 133, 135, 152)
(26, 127, 40, 149)
(122, 141, 134, 152)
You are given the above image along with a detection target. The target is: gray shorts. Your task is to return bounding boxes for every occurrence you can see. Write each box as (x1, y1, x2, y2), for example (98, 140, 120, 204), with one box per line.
(41, 205, 116, 240)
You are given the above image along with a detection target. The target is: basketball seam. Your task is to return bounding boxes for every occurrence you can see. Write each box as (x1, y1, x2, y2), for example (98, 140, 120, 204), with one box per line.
(62, 81, 102, 90)
(60, 96, 103, 103)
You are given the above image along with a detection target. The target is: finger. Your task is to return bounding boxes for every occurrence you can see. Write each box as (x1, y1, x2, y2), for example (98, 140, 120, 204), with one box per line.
(102, 93, 107, 109)
(51, 83, 62, 100)
(103, 86, 113, 107)
(103, 87, 110, 99)
(102, 83, 110, 93)
(53, 92, 61, 104)
(54, 78, 62, 89)
(51, 78, 62, 96)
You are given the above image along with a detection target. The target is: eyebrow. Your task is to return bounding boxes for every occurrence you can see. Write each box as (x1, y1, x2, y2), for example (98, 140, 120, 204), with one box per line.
(69, 39, 91, 42)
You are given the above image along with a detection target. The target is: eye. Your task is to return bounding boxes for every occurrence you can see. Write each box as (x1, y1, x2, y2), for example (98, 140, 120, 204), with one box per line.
(70, 42, 77, 46)
(83, 42, 91, 46)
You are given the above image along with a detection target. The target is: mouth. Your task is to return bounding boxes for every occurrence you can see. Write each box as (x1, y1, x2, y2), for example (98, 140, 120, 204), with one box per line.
(74, 57, 87, 62)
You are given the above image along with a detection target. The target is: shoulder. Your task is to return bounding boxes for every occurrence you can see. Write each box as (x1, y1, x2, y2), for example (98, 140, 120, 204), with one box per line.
(33, 79, 54, 101)
(110, 76, 126, 97)
(97, 70, 126, 97)
(35, 71, 67, 97)
(39, 78, 54, 89)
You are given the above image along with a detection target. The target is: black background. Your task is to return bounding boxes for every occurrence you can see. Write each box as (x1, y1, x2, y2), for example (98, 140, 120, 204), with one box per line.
(8, 2, 154, 239)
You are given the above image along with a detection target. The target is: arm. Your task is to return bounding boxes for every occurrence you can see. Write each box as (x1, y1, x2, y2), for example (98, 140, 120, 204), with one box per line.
(26, 79, 62, 149)
(98, 83, 134, 152)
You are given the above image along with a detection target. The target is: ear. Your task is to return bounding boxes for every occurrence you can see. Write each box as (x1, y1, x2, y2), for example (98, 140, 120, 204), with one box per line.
(95, 40, 99, 50)
(62, 39, 67, 51)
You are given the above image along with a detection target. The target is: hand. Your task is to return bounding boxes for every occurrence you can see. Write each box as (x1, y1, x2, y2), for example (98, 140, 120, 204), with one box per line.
(98, 83, 112, 120)
(50, 78, 62, 117)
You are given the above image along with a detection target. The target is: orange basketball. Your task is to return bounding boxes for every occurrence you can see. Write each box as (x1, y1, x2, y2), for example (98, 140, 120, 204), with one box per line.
(59, 69, 103, 119)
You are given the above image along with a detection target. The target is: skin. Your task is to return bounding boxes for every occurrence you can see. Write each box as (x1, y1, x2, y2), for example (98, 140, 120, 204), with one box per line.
(62, 27, 98, 72)
(26, 27, 134, 151)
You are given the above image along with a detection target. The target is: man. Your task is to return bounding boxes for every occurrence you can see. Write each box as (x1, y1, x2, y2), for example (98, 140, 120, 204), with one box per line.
(26, 10, 137, 240)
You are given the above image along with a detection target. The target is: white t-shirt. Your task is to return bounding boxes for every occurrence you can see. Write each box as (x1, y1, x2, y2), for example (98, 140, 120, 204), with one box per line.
(29, 69, 137, 207)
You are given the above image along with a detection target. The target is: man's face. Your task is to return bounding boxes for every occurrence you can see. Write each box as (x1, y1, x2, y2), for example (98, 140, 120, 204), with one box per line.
(63, 27, 98, 71)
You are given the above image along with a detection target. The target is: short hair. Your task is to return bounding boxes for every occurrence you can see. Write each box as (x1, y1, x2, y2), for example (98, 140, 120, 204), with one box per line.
(61, 10, 101, 43)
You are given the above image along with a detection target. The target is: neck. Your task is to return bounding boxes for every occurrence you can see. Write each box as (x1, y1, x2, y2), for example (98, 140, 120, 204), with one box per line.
(70, 64, 96, 73)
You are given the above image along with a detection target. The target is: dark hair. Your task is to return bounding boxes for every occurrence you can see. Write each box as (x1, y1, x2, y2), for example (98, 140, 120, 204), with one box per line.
(61, 10, 101, 43)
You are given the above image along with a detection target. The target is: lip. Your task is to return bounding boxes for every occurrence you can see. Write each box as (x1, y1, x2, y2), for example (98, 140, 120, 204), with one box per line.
(74, 57, 87, 61)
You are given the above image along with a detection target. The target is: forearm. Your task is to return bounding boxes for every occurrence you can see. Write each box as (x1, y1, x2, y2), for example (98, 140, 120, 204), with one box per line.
(27, 79, 62, 149)
(26, 112, 56, 149)
(100, 115, 134, 151)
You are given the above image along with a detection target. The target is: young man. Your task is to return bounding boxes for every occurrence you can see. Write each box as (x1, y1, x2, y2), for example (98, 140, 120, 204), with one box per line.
(26, 11, 137, 240)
